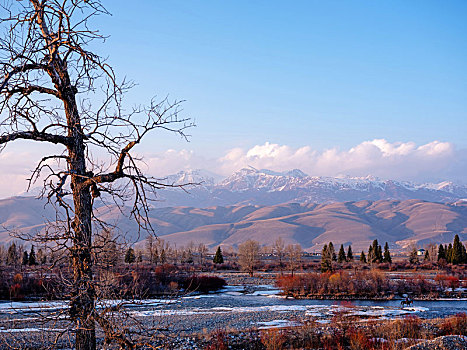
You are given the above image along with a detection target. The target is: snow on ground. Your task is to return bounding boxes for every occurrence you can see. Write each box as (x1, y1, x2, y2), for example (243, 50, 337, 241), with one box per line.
(0, 327, 67, 333)
(128, 303, 429, 319)
(256, 320, 302, 329)
(0, 298, 178, 315)
(0, 301, 68, 314)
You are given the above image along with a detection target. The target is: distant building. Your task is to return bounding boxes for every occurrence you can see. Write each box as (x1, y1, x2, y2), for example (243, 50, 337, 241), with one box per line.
(417, 248, 426, 256)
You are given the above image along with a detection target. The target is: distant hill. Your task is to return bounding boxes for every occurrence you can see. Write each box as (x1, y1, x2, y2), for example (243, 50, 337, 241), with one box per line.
(1, 196, 465, 252)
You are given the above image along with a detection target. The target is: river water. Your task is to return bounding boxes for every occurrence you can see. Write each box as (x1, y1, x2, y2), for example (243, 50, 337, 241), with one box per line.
(1, 285, 466, 334)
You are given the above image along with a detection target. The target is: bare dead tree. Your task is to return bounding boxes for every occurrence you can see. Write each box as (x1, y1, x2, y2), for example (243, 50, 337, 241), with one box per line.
(285, 243, 302, 276)
(0, 1, 193, 349)
(238, 239, 260, 277)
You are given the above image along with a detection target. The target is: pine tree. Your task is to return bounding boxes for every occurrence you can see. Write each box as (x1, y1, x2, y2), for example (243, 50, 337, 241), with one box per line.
(377, 244, 383, 262)
(22, 251, 29, 266)
(368, 240, 382, 264)
(383, 242, 392, 263)
(368, 245, 374, 263)
(213, 246, 224, 264)
(360, 251, 367, 263)
(446, 243, 453, 264)
(438, 244, 445, 261)
(124, 247, 136, 264)
(424, 249, 430, 261)
(452, 235, 463, 265)
(28, 245, 37, 266)
(346, 245, 353, 262)
(321, 244, 333, 272)
(338, 244, 346, 263)
(462, 243, 467, 264)
(328, 242, 337, 261)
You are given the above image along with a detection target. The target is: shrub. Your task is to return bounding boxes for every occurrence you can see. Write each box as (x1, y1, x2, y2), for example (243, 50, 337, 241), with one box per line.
(182, 275, 226, 293)
(260, 329, 286, 350)
(438, 313, 467, 336)
(205, 329, 228, 350)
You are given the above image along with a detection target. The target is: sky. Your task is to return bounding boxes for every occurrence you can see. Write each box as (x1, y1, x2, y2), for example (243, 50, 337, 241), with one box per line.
(1, 0, 467, 197)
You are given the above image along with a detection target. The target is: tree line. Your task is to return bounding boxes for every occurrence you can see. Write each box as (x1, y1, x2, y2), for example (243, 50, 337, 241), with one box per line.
(321, 239, 392, 272)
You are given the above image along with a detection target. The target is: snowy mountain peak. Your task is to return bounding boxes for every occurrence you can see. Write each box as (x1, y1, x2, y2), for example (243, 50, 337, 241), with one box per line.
(164, 169, 220, 187)
(285, 169, 308, 178)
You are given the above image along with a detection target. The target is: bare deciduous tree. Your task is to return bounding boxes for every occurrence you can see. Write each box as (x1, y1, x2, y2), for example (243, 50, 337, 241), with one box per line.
(286, 244, 302, 276)
(238, 239, 260, 277)
(197, 243, 207, 265)
(0, 1, 192, 349)
(273, 237, 285, 274)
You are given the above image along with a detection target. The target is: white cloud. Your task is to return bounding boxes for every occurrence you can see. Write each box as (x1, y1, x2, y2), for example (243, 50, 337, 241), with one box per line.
(217, 139, 462, 183)
(1, 139, 465, 198)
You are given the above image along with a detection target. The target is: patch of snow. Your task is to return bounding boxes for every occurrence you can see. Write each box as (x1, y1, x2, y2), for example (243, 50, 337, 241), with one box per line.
(0, 327, 67, 333)
(256, 319, 302, 329)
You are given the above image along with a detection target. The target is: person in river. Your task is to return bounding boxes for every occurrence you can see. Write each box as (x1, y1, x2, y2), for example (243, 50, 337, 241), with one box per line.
(401, 296, 413, 307)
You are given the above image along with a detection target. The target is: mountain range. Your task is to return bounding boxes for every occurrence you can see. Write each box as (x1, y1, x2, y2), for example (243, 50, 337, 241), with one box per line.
(2, 168, 466, 251)
(157, 167, 467, 207)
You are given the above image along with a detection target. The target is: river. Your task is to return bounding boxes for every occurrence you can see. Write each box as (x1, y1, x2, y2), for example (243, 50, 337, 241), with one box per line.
(1, 284, 466, 335)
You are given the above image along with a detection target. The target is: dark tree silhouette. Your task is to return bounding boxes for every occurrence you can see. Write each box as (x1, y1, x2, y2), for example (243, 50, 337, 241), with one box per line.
(213, 246, 224, 264)
(22, 250, 29, 266)
(321, 244, 333, 272)
(337, 244, 346, 263)
(383, 242, 392, 263)
(0, 1, 192, 348)
(346, 245, 353, 262)
(29, 245, 37, 265)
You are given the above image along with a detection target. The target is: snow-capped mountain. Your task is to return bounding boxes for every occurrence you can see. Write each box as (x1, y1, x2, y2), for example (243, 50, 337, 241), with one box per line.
(12, 167, 467, 208)
(163, 169, 221, 188)
(152, 168, 467, 207)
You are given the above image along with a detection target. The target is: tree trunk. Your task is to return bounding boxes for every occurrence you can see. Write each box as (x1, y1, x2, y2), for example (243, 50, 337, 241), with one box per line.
(70, 188, 96, 350)
(63, 84, 96, 349)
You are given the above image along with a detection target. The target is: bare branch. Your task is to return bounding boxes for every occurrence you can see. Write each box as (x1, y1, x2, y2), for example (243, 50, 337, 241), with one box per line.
(0, 129, 70, 145)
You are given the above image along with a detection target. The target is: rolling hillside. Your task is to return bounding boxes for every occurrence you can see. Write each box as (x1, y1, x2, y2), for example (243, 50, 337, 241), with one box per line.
(1, 196, 465, 252)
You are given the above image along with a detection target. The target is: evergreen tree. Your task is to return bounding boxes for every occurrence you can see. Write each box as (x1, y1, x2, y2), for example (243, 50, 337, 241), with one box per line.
(446, 243, 453, 264)
(451, 235, 463, 265)
(22, 251, 29, 266)
(328, 242, 337, 261)
(213, 246, 224, 264)
(368, 244, 374, 263)
(424, 249, 430, 261)
(124, 247, 136, 264)
(368, 239, 382, 263)
(383, 242, 392, 263)
(438, 244, 445, 261)
(338, 244, 346, 263)
(377, 244, 383, 262)
(360, 251, 367, 263)
(462, 243, 467, 264)
(321, 244, 333, 272)
(347, 245, 353, 262)
(28, 245, 37, 266)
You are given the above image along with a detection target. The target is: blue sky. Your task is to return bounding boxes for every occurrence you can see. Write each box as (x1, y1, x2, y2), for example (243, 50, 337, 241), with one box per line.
(1, 1, 467, 197)
(94, 0, 467, 156)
